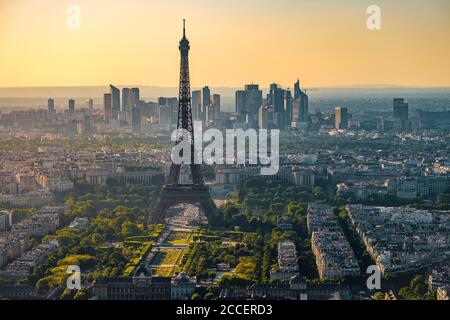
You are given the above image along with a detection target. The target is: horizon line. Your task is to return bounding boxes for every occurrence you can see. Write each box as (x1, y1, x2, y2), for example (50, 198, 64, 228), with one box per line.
(1, 84, 450, 90)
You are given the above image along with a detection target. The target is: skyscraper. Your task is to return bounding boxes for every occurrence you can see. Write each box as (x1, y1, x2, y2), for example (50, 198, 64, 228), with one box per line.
(258, 107, 269, 129)
(292, 80, 309, 124)
(393, 98, 409, 130)
(0, 210, 11, 232)
(159, 105, 172, 125)
(292, 95, 309, 123)
(272, 88, 285, 114)
(212, 94, 221, 119)
(335, 106, 348, 129)
(272, 87, 285, 129)
(206, 105, 215, 124)
(104, 93, 112, 124)
(393, 98, 409, 120)
(131, 106, 142, 133)
(110, 85, 121, 115)
(284, 90, 292, 129)
(68, 99, 75, 114)
(235, 90, 246, 117)
(294, 79, 301, 99)
(86, 98, 94, 111)
(122, 88, 132, 112)
(202, 86, 211, 116)
(47, 99, 55, 113)
(269, 83, 278, 105)
(235, 84, 263, 127)
(192, 90, 202, 119)
(131, 88, 140, 108)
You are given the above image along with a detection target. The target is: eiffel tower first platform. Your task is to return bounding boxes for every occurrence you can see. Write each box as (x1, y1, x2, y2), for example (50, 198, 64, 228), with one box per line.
(149, 20, 217, 224)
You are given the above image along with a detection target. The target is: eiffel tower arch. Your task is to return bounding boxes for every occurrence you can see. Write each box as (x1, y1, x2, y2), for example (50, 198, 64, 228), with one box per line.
(149, 20, 217, 224)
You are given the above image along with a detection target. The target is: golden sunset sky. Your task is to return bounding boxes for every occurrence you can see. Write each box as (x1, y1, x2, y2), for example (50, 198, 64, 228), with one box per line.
(0, 0, 449, 88)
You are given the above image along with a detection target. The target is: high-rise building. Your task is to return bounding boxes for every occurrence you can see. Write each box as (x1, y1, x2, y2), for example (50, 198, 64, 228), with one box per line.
(122, 88, 132, 112)
(393, 98, 409, 130)
(47, 99, 55, 113)
(202, 86, 211, 116)
(294, 79, 301, 99)
(235, 90, 246, 116)
(292, 81, 309, 124)
(158, 97, 168, 106)
(212, 94, 221, 119)
(272, 88, 285, 129)
(192, 90, 202, 119)
(68, 99, 75, 114)
(158, 97, 178, 124)
(258, 107, 269, 129)
(235, 84, 263, 127)
(273, 88, 285, 114)
(110, 85, 121, 115)
(0, 210, 11, 232)
(159, 105, 172, 125)
(393, 98, 409, 120)
(284, 90, 292, 129)
(131, 88, 140, 108)
(269, 83, 278, 105)
(104, 93, 113, 124)
(335, 106, 348, 129)
(86, 98, 94, 111)
(131, 106, 142, 133)
(206, 105, 215, 124)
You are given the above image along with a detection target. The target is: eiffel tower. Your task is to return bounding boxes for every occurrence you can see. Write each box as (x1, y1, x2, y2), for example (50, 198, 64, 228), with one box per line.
(149, 20, 217, 224)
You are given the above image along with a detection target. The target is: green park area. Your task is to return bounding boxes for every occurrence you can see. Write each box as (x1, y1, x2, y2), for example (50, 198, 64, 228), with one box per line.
(153, 249, 186, 276)
(166, 231, 193, 245)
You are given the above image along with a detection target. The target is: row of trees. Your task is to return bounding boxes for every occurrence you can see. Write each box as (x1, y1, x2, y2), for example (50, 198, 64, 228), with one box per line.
(30, 181, 164, 298)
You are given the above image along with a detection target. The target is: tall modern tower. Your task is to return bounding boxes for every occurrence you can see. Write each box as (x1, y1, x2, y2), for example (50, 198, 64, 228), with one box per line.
(292, 80, 309, 124)
(192, 90, 202, 119)
(202, 86, 211, 116)
(110, 85, 121, 115)
(104, 93, 112, 124)
(122, 88, 132, 112)
(150, 20, 217, 224)
(86, 98, 94, 111)
(68, 99, 75, 114)
(294, 79, 301, 99)
(335, 106, 348, 129)
(393, 98, 409, 130)
(284, 90, 292, 129)
(235, 84, 262, 127)
(131, 106, 142, 133)
(47, 99, 55, 113)
(131, 88, 140, 108)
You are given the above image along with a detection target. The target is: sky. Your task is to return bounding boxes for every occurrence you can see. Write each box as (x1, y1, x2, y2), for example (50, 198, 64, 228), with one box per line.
(0, 0, 449, 88)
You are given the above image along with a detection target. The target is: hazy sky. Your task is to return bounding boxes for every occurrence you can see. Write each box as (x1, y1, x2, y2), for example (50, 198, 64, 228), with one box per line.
(1, 0, 449, 88)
